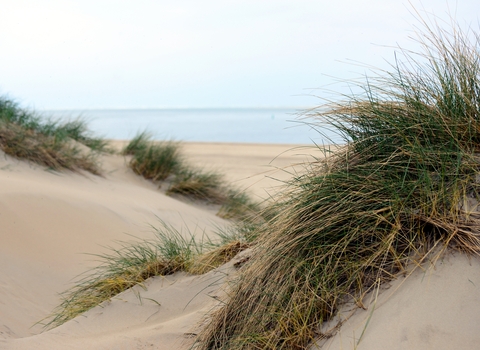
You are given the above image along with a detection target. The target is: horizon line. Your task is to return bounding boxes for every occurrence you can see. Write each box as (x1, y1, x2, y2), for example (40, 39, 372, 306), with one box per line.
(39, 105, 317, 112)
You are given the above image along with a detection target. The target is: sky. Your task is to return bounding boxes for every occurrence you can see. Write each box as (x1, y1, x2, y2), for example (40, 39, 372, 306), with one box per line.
(0, 0, 479, 110)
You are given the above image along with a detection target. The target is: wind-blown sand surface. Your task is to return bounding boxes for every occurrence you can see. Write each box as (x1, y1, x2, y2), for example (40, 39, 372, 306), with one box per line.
(0, 142, 316, 349)
(1, 142, 480, 349)
(313, 253, 480, 350)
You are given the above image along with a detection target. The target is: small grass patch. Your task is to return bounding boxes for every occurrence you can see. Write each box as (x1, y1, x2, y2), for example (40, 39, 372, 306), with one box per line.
(54, 119, 110, 153)
(189, 240, 250, 275)
(128, 139, 182, 182)
(122, 130, 151, 156)
(168, 167, 263, 223)
(43, 222, 202, 329)
(189, 224, 253, 275)
(217, 188, 262, 222)
(168, 166, 226, 202)
(42, 221, 250, 330)
(0, 97, 107, 174)
(124, 133, 263, 222)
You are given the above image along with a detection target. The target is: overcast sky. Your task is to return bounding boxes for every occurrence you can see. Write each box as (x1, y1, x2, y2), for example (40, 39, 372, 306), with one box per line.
(1, 0, 478, 109)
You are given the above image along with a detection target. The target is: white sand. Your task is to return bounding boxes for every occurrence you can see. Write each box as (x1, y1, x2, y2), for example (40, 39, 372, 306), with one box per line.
(1, 142, 479, 350)
(314, 253, 480, 350)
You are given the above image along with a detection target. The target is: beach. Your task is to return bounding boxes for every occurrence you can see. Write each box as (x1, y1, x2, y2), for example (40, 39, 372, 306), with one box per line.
(3, 0, 480, 348)
(1, 141, 480, 350)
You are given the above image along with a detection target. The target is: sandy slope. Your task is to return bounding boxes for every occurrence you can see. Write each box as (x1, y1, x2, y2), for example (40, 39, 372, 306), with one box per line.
(0, 142, 311, 349)
(181, 142, 322, 198)
(2, 141, 480, 350)
(313, 253, 480, 350)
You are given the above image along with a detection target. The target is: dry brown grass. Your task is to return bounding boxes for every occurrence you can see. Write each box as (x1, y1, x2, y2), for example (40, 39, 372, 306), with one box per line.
(189, 240, 250, 275)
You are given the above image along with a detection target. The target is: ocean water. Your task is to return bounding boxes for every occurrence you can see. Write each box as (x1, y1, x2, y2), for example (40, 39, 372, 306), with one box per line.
(42, 108, 339, 145)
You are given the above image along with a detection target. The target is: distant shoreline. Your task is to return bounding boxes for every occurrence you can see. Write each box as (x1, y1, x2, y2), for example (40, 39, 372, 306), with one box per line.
(41, 108, 335, 145)
(39, 106, 312, 112)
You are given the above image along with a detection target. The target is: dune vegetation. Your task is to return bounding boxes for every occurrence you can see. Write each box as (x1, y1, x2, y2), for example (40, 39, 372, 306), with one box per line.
(42, 136, 261, 330)
(42, 221, 251, 329)
(24, 11, 480, 350)
(0, 98, 108, 174)
(123, 132, 262, 221)
(0, 100, 261, 331)
(194, 17, 480, 349)
(0, 99, 258, 219)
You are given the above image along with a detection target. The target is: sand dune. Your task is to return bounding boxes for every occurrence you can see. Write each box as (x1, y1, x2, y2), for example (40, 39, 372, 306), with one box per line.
(1, 142, 479, 349)
(0, 142, 311, 349)
(0, 148, 229, 341)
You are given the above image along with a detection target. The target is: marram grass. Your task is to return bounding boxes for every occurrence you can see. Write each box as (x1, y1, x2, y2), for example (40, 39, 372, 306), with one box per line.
(129, 139, 182, 181)
(168, 166, 226, 202)
(124, 133, 263, 222)
(42, 222, 198, 329)
(0, 97, 106, 174)
(42, 221, 251, 330)
(195, 17, 480, 350)
(122, 130, 152, 156)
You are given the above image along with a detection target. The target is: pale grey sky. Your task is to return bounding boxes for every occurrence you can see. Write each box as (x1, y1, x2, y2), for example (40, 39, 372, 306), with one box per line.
(0, 0, 478, 109)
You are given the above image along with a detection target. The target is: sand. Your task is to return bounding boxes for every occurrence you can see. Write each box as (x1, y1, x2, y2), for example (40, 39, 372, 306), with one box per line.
(313, 253, 480, 350)
(1, 141, 479, 349)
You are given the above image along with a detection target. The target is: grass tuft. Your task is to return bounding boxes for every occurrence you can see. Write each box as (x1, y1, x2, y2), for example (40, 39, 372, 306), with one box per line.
(189, 224, 253, 275)
(42, 222, 204, 329)
(43, 221, 251, 330)
(124, 133, 263, 221)
(54, 119, 110, 152)
(196, 15, 480, 350)
(168, 166, 226, 202)
(217, 188, 262, 222)
(129, 140, 182, 181)
(189, 240, 250, 275)
(122, 131, 152, 156)
(0, 97, 106, 174)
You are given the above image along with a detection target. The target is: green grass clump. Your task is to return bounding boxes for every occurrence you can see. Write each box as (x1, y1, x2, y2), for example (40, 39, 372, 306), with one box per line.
(189, 223, 254, 275)
(0, 97, 106, 174)
(0, 122, 100, 174)
(54, 119, 110, 152)
(189, 240, 249, 275)
(122, 131, 151, 156)
(168, 167, 226, 202)
(196, 17, 480, 350)
(168, 167, 262, 222)
(128, 138, 182, 181)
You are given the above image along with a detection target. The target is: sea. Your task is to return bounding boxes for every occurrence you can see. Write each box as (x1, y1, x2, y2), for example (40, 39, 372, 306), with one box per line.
(41, 108, 340, 145)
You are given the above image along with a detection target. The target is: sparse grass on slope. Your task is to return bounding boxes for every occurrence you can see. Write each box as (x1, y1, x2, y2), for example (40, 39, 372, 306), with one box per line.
(43, 222, 250, 330)
(168, 167, 261, 221)
(168, 166, 226, 201)
(124, 133, 263, 222)
(190, 224, 252, 275)
(196, 16, 480, 350)
(129, 139, 182, 181)
(54, 119, 110, 152)
(43, 222, 201, 329)
(0, 97, 107, 174)
(122, 130, 152, 156)
(218, 189, 261, 220)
